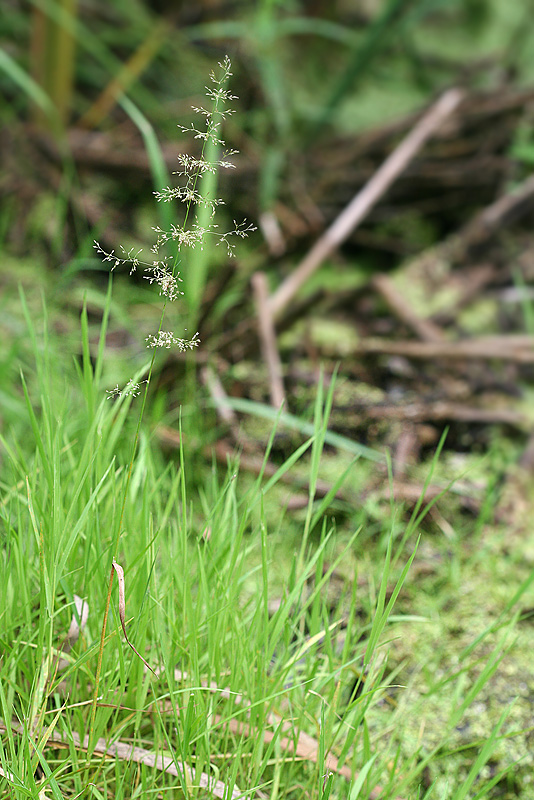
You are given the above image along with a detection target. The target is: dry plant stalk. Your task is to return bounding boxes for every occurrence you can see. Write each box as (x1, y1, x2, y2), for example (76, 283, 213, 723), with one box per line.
(0, 719, 243, 800)
(111, 559, 156, 676)
(267, 88, 464, 319)
(166, 668, 406, 800)
(251, 270, 286, 408)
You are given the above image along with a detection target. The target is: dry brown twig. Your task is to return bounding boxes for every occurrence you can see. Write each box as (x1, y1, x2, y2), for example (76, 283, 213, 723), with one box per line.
(0, 719, 242, 800)
(111, 559, 156, 676)
(267, 88, 465, 319)
(355, 335, 534, 364)
(199, 367, 263, 454)
(165, 669, 406, 800)
(252, 270, 286, 408)
(200, 365, 239, 426)
(454, 171, 534, 254)
(365, 400, 525, 427)
(396, 172, 534, 295)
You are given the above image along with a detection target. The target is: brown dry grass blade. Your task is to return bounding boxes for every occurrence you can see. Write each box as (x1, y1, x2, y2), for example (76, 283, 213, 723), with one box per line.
(112, 559, 156, 676)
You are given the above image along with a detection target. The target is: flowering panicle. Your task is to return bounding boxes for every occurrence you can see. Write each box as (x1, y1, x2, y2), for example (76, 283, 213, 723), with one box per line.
(94, 55, 254, 285)
(217, 220, 258, 256)
(106, 379, 148, 400)
(93, 241, 183, 302)
(94, 56, 254, 398)
(147, 55, 255, 258)
(145, 330, 200, 350)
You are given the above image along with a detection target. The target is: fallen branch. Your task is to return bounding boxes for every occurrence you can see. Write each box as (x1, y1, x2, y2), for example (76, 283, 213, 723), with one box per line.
(396, 173, 534, 300)
(366, 402, 525, 427)
(220, 716, 401, 800)
(0, 720, 243, 800)
(268, 88, 464, 319)
(165, 670, 406, 800)
(252, 271, 286, 408)
(356, 335, 534, 364)
(200, 365, 239, 426)
(454, 171, 534, 256)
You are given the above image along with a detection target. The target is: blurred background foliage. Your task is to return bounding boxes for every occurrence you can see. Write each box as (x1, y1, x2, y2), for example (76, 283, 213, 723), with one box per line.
(2, 0, 534, 431)
(2, 0, 534, 258)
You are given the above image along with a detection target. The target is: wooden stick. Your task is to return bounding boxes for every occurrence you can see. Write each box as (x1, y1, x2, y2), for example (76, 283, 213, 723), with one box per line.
(357, 335, 534, 363)
(252, 271, 286, 408)
(201, 365, 238, 426)
(404, 172, 534, 283)
(366, 402, 525, 427)
(267, 88, 464, 319)
(0, 719, 241, 800)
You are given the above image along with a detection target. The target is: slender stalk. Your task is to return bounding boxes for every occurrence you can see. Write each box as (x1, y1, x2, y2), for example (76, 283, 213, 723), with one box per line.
(88, 307, 163, 748)
(87, 57, 252, 756)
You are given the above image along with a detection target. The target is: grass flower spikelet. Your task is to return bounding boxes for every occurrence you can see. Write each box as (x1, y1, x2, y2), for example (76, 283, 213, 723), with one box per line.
(106, 378, 148, 400)
(145, 330, 200, 350)
(94, 54, 255, 324)
(94, 54, 253, 403)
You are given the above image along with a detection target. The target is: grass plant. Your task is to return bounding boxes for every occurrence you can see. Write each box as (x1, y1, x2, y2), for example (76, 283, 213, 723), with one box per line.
(1, 54, 532, 800)
(1, 288, 528, 798)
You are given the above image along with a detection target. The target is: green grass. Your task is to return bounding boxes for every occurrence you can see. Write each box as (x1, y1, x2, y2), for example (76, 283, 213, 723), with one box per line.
(0, 284, 532, 800)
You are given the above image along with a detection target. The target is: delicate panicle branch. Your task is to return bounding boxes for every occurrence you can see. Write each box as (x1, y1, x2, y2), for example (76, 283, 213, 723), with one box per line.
(94, 240, 182, 302)
(145, 330, 200, 350)
(94, 54, 255, 327)
(106, 379, 148, 400)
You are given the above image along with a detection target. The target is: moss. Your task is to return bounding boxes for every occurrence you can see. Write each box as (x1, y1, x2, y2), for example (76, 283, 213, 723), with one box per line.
(362, 515, 534, 797)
